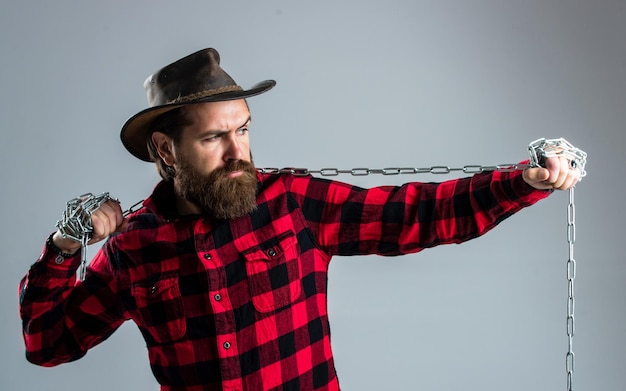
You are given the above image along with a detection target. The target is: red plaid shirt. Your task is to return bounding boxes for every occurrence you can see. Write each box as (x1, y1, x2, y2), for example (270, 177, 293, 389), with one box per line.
(19, 170, 549, 390)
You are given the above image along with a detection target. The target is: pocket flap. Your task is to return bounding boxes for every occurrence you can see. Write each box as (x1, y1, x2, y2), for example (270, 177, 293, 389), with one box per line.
(241, 231, 298, 262)
(132, 275, 179, 299)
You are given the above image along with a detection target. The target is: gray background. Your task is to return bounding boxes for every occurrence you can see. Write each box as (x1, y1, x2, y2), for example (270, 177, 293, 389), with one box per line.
(1, 0, 624, 390)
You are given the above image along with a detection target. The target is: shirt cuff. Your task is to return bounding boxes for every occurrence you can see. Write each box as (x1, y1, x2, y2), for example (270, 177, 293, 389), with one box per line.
(508, 167, 553, 202)
(39, 233, 82, 271)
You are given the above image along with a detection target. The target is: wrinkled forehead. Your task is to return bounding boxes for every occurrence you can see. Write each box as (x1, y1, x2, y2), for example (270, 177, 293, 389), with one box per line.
(182, 99, 250, 129)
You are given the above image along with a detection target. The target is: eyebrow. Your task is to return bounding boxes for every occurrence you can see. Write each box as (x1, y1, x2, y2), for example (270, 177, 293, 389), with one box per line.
(196, 116, 252, 138)
(240, 116, 252, 129)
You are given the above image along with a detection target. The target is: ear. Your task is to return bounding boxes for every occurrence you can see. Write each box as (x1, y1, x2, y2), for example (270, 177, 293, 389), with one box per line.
(151, 131, 176, 166)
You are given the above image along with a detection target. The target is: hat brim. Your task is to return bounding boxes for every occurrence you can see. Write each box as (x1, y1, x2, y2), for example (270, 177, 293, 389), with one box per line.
(120, 79, 276, 162)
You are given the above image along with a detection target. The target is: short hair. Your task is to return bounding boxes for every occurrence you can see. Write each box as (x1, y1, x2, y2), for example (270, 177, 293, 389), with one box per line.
(146, 107, 192, 181)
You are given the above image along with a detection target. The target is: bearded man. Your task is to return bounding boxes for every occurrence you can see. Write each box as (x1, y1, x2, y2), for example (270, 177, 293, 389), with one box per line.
(19, 48, 581, 391)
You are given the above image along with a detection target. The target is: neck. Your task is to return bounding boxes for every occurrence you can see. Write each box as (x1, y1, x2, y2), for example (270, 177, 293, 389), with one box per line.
(175, 196, 202, 216)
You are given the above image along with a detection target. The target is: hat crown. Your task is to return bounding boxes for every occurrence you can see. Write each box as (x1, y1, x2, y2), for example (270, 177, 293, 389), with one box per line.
(144, 48, 239, 107)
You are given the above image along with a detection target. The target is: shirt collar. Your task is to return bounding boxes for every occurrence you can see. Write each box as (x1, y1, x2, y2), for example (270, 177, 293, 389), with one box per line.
(142, 180, 179, 220)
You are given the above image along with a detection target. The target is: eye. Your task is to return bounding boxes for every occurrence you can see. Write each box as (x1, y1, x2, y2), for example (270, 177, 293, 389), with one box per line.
(202, 134, 221, 143)
(237, 127, 249, 135)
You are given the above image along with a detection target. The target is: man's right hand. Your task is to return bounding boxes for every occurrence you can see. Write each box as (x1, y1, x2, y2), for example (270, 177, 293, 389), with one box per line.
(52, 200, 129, 254)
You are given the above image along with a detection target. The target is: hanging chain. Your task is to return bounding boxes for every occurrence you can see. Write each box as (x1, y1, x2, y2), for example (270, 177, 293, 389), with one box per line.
(566, 188, 576, 391)
(54, 137, 586, 390)
(529, 137, 584, 391)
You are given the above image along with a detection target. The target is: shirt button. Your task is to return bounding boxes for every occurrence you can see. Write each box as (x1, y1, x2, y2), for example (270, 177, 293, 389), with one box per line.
(55, 255, 65, 264)
(204, 253, 212, 260)
(267, 249, 277, 257)
(223, 341, 231, 349)
(214, 293, 222, 301)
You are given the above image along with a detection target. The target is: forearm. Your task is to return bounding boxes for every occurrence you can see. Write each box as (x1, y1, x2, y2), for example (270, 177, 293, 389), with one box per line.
(422, 168, 551, 247)
(19, 236, 123, 366)
(19, 235, 87, 365)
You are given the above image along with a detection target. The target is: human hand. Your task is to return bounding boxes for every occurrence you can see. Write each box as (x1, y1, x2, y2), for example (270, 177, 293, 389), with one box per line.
(523, 156, 581, 191)
(52, 200, 128, 254)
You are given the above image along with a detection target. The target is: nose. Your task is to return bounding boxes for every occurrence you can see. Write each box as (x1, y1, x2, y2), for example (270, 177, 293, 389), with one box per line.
(224, 133, 244, 161)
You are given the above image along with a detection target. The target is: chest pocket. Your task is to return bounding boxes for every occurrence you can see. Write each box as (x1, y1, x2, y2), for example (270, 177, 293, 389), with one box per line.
(131, 274, 186, 344)
(242, 231, 303, 313)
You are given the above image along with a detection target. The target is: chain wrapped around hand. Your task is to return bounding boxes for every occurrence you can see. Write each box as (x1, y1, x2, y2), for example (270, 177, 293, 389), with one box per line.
(55, 192, 118, 280)
(528, 137, 588, 180)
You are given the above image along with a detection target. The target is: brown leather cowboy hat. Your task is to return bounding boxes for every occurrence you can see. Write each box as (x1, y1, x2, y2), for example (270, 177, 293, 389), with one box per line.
(120, 48, 275, 161)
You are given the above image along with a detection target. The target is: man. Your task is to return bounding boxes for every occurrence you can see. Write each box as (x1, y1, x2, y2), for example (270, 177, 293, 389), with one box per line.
(19, 48, 581, 391)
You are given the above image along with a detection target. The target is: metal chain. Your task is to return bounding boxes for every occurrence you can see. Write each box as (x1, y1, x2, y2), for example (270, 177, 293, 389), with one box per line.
(566, 188, 576, 390)
(56, 192, 118, 280)
(529, 138, 587, 180)
(256, 163, 532, 176)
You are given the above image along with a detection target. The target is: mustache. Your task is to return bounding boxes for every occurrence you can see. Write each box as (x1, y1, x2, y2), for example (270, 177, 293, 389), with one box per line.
(215, 160, 256, 175)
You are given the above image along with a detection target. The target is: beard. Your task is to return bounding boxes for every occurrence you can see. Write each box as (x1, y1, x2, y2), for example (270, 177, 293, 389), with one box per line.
(174, 156, 258, 220)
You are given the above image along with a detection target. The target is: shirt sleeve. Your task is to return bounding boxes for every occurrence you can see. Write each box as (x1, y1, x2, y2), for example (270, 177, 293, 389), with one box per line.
(18, 236, 124, 366)
(288, 167, 551, 256)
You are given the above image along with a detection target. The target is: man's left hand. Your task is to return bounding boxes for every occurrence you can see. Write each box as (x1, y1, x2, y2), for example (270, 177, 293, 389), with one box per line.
(523, 156, 581, 190)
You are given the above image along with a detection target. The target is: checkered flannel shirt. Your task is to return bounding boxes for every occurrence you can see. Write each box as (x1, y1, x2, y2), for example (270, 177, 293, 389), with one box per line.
(19, 169, 549, 390)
